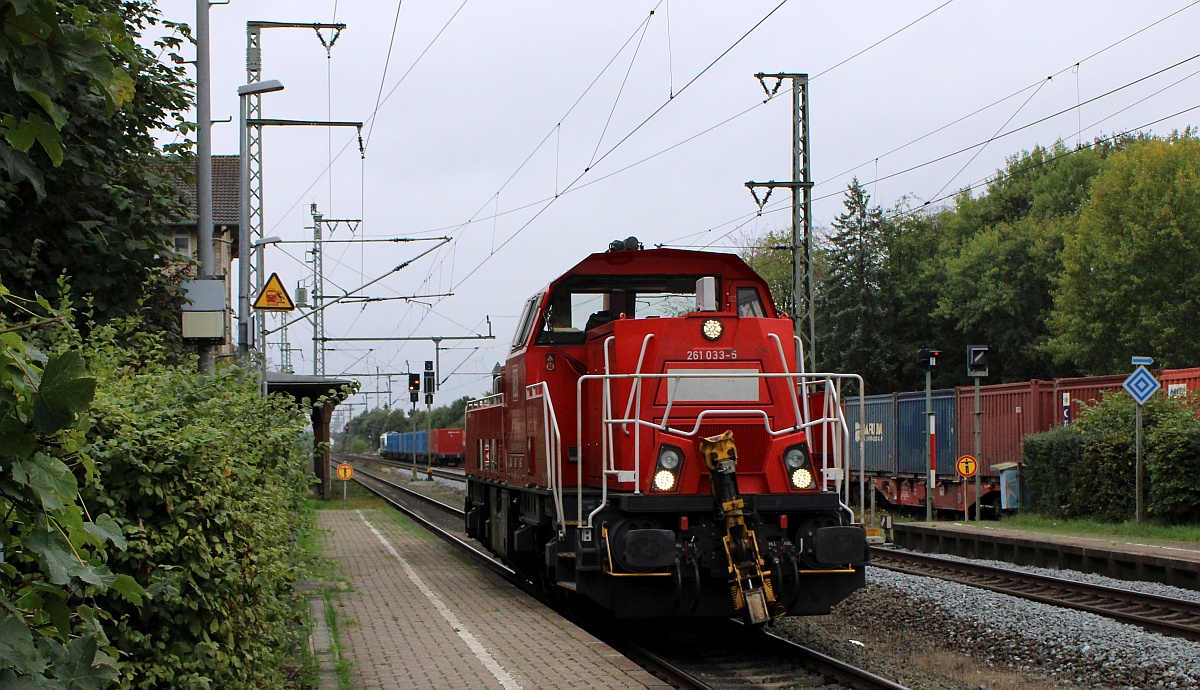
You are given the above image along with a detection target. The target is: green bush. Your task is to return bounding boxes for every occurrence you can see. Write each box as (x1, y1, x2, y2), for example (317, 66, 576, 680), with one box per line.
(1055, 391, 1200, 524)
(1071, 427, 1137, 522)
(1023, 425, 1085, 517)
(0, 292, 136, 688)
(1145, 399, 1200, 523)
(80, 328, 313, 689)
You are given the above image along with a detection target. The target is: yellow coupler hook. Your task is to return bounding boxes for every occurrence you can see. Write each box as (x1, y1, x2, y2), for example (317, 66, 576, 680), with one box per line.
(700, 430, 782, 624)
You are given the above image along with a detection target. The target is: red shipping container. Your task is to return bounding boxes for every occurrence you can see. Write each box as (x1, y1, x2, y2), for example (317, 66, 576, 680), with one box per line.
(429, 428, 465, 461)
(1160, 367, 1200, 397)
(955, 380, 1052, 477)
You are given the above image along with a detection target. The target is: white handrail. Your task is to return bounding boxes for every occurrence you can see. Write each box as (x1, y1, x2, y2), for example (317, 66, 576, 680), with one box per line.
(619, 334, 656, 435)
(574, 369, 865, 528)
(526, 382, 567, 536)
(794, 336, 811, 427)
(767, 333, 804, 430)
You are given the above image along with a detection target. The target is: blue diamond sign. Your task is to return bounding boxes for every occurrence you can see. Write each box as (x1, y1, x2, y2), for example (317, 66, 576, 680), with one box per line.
(1123, 365, 1160, 406)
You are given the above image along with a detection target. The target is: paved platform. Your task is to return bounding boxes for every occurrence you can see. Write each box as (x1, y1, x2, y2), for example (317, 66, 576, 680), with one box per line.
(894, 521, 1200, 591)
(318, 509, 669, 689)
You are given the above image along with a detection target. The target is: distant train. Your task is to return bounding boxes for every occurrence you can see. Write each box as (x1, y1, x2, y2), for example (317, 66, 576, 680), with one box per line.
(847, 367, 1200, 516)
(464, 238, 869, 624)
(378, 428, 465, 466)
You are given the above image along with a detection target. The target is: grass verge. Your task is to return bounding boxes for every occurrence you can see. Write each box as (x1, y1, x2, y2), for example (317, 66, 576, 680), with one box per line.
(995, 513, 1200, 543)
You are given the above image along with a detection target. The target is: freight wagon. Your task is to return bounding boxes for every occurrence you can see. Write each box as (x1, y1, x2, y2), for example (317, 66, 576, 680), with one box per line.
(847, 367, 1200, 516)
(378, 428, 464, 465)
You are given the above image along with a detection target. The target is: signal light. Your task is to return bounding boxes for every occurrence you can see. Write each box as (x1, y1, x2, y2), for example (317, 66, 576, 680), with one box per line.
(915, 348, 940, 370)
(344, 424, 349, 433)
(408, 373, 420, 391)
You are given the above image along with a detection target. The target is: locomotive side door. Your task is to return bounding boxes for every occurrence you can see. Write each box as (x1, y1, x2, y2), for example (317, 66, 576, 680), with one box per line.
(504, 293, 542, 484)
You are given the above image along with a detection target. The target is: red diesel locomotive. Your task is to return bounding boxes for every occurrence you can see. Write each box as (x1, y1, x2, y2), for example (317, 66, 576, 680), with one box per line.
(464, 239, 868, 622)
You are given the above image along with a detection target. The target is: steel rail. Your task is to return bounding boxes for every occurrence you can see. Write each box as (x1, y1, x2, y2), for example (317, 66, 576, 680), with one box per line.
(870, 546, 1200, 642)
(609, 618, 911, 690)
(754, 627, 913, 690)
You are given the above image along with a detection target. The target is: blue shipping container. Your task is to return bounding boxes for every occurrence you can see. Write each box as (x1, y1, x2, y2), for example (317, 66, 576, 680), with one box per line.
(844, 393, 897, 475)
(383, 432, 401, 455)
(896, 390, 958, 476)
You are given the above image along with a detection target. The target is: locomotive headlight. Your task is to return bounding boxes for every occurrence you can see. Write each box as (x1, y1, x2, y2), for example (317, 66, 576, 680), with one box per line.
(658, 447, 682, 470)
(701, 318, 723, 341)
(783, 443, 814, 489)
(784, 447, 806, 470)
(653, 470, 677, 491)
(790, 468, 814, 489)
(652, 444, 684, 492)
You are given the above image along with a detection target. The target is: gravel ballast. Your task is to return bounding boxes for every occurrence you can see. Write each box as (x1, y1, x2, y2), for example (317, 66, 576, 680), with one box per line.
(777, 565, 1200, 689)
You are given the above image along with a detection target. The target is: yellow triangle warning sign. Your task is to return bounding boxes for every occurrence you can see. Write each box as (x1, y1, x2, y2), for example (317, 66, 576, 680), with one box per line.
(253, 273, 296, 312)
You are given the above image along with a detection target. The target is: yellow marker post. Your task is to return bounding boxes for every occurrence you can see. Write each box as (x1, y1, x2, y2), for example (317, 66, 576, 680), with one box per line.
(956, 455, 977, 521)
(337, 463, 354, 507)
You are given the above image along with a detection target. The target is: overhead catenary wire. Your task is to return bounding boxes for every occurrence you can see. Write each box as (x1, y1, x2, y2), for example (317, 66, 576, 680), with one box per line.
(445, 1, 789, 294)
(288, 3, 1198, 388)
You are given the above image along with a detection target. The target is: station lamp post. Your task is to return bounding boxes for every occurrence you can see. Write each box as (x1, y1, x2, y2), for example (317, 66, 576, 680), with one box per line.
(237, 79, 284, 361)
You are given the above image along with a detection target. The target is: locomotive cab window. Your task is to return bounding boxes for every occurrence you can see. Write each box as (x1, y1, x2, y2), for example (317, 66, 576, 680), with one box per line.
(536, 274, 715, 344)
(737, 287, 766, 318)
(511, 293, 543, 350)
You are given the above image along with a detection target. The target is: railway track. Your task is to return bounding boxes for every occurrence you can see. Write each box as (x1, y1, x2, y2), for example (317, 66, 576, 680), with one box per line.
(615, 619, 910, 690)
(870, 546, 1200, 642)
(336, 459, 909, 690)
(336, 452, 466, 483)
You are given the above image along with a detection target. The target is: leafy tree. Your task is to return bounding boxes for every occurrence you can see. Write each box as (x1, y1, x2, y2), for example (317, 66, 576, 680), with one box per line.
(737, 226, 795, 317)
(1, 0, 194, 334)
(816, 179, 892, 391)
(0, 285, 143, 689)
(933, 215, 1069, 381)
(1047, 134, 1200, 373)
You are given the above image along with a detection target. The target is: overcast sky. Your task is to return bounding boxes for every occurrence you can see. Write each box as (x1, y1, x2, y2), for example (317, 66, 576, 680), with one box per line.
(156, 0, 1200, 411)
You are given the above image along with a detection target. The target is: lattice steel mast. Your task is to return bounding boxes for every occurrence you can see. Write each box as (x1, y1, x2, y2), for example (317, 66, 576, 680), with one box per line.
(746, 72, 815, 371)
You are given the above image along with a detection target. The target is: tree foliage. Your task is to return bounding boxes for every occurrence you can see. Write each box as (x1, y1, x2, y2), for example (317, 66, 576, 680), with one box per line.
(1048, 135, 1200, 373)
(736, 135, 1168, 392)
(737, 226, 795, 318)
(1, 0, 194, 333)
(1024, 390, 1200, 524)
(82, 331, 312, 689)
(815, 179, 892, 390)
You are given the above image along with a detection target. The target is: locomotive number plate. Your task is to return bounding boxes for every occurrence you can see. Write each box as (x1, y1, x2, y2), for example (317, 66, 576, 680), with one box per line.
(686, 349, 738, 361)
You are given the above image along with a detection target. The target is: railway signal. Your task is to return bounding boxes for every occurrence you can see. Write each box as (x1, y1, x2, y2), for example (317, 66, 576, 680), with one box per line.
(967, 345, 988, 523)
(916, 347, 940, 521)
(966, 345, 988, 378)
(915, 348, 940, 370)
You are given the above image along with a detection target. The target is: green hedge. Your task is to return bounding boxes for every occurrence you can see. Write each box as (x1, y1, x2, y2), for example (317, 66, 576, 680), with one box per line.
(82, 334, 313, 689)
(1023, 426, 1085, 517)
(1023, 391, 1200, 524)
(2, 292, 317, 689)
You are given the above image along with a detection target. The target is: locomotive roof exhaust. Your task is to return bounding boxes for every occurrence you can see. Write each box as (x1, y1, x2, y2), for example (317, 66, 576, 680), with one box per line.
(607, 236, 643, 252)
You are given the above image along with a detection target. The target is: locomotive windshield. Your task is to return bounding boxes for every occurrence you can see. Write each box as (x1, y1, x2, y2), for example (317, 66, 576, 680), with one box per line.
(536, 274, 714, 345)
